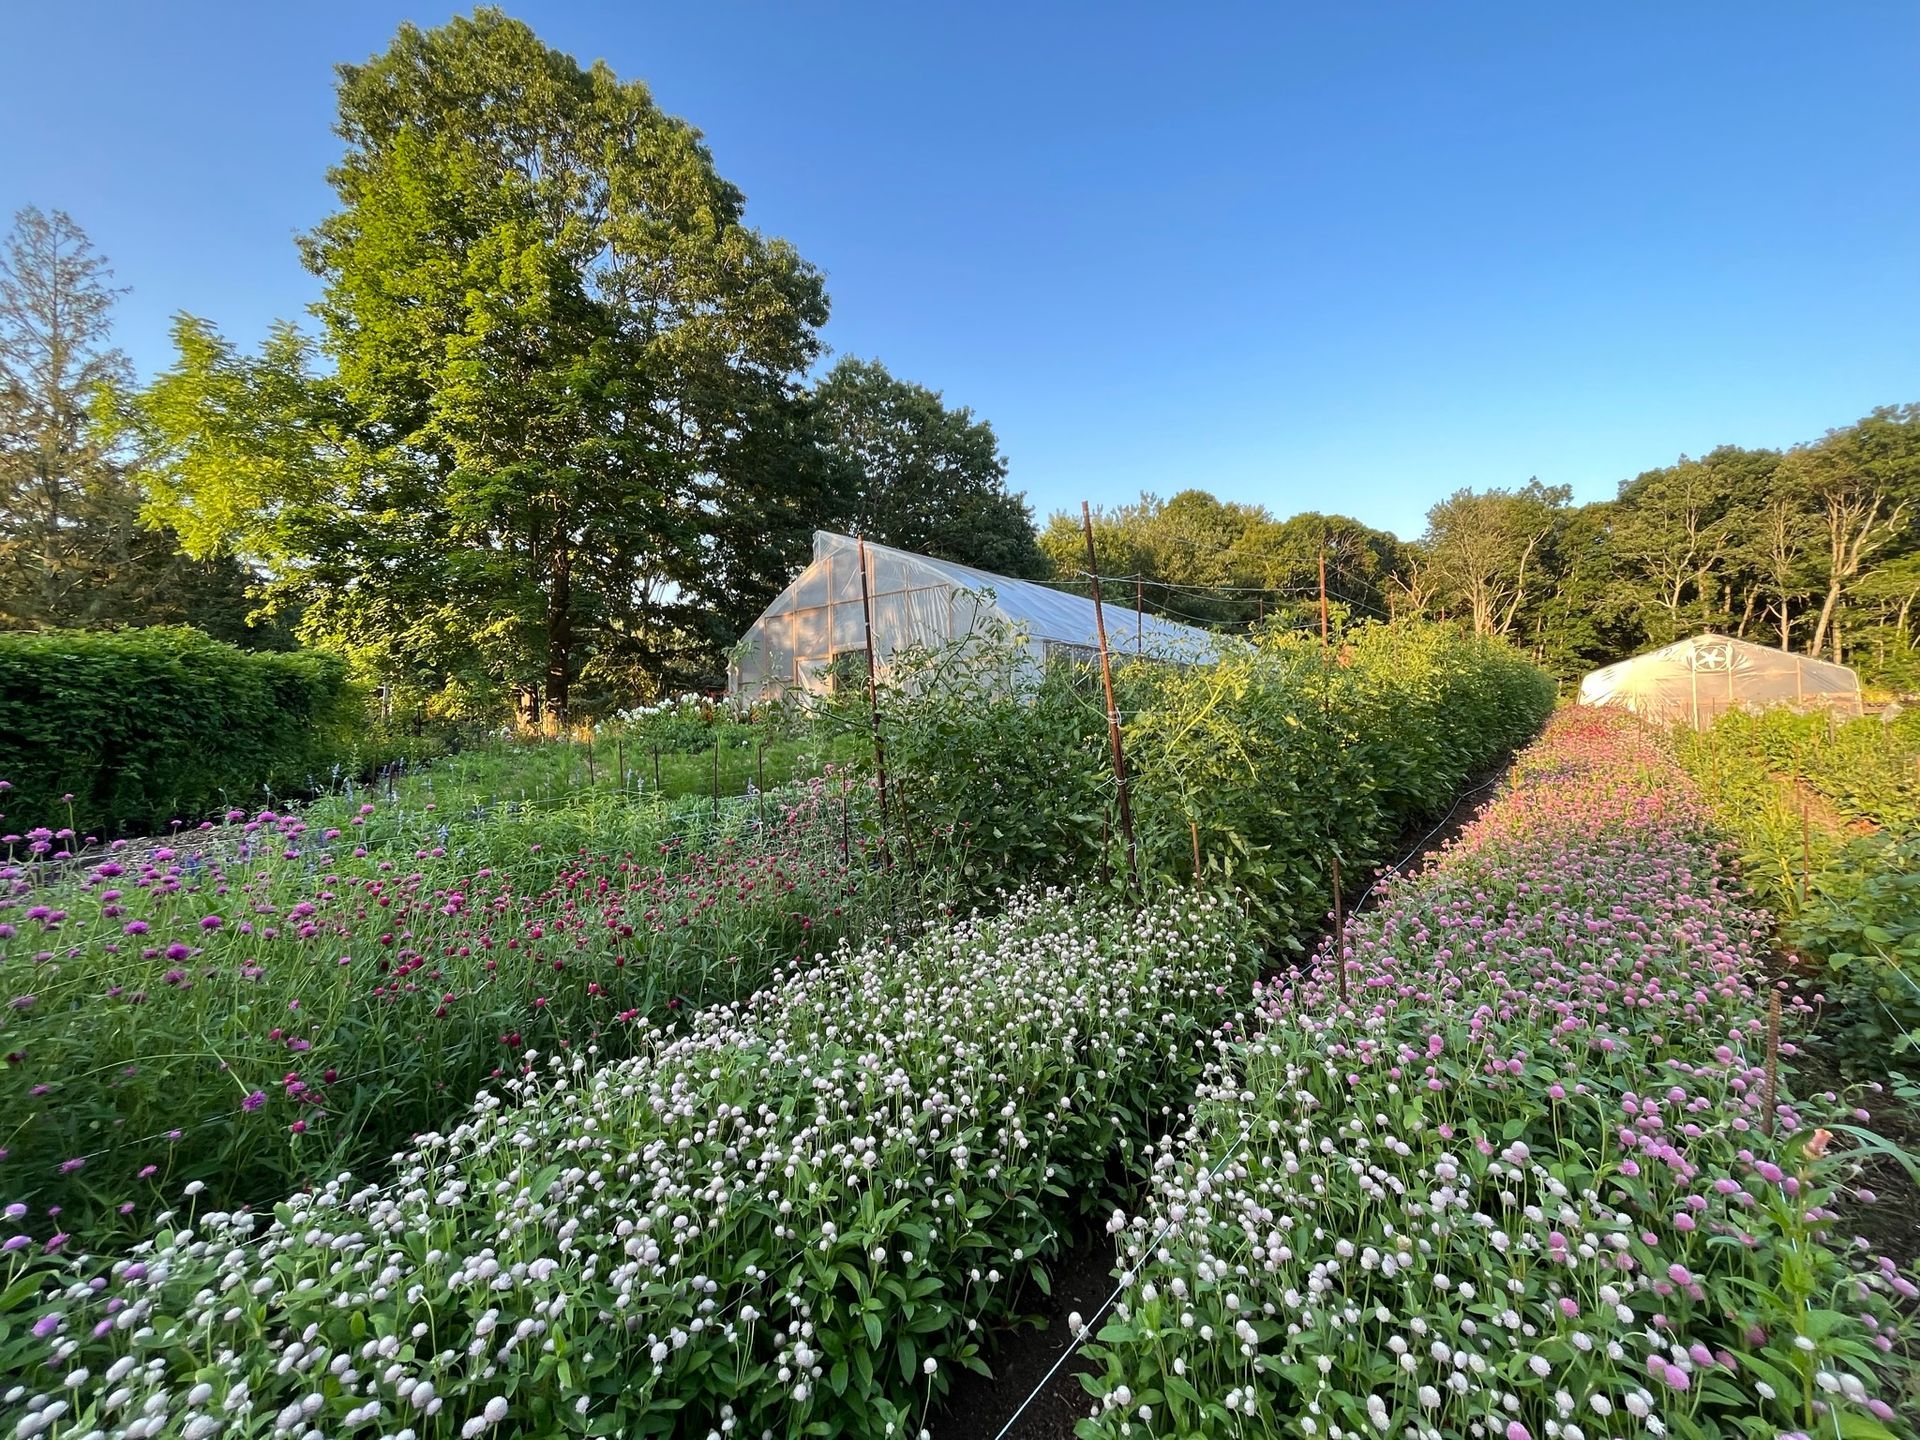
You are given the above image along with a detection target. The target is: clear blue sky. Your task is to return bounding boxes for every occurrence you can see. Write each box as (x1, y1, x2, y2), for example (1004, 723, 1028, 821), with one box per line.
(4, 2, 1915, 538)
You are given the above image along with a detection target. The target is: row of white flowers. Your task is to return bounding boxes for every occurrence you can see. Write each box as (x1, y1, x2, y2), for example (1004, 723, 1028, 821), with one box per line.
(4, 888, 1256, 1440)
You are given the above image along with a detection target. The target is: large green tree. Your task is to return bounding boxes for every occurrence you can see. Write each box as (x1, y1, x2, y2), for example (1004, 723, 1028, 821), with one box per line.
(140, 10, 829, 717)
(812, 356, 1045, 578)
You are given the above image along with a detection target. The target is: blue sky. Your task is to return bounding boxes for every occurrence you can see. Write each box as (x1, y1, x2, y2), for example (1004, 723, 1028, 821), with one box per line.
(4, 2, 1915, 538)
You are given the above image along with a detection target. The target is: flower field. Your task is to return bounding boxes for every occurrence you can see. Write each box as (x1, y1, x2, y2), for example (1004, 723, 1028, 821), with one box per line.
(0, 776, 909, 1246)
(1076, 709, 1920, 1438)
(2, 890, 1256, 1438)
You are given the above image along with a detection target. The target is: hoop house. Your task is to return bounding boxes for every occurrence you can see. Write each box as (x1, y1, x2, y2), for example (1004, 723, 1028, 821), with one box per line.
(1576, 633, 1862, 729)
(728, 530, 1217, 700)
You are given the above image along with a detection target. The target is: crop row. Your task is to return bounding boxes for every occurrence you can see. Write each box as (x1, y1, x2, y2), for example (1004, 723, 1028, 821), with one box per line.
(1076, 709, 1919, 1438)
(2, 890, 1258, 1438)
(1674, 710, 1920, 1079)
(0, 776, 915, 1245)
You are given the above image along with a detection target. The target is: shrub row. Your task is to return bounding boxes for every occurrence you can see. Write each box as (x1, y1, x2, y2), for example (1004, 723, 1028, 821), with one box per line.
(1075, 709, 1919, 1438)
(882, 621, 1556, 934)
(2, 890, 1258, 1438)
(0, 627, 369, 838)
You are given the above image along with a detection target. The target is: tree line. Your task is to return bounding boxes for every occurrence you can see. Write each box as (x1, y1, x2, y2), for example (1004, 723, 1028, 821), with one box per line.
(1049, 413, 1920, 688)
(3, 9, 1916, 716)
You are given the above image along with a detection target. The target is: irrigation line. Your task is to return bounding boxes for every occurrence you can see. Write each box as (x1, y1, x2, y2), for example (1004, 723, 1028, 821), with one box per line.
(987, 1135, 1248, 1440)
(1343, 769, 1509, 918)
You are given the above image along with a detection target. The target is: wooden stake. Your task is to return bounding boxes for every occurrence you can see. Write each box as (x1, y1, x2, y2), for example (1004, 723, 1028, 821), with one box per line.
(1331, 852, 1347, 1005)
(616, 736, 626, 790)
(1082, 501, 1138, 891)
(1799, 797, 1811, 908)
(1318, 547, 1331, 649)
(585, 732, 596, 786)
(1763, 989, 1781, 1138)
(1189, 817, 1201, 887)
(857, 536, 894, 868)
(652, 745, 661, 793)
(756, 739, 764, 793)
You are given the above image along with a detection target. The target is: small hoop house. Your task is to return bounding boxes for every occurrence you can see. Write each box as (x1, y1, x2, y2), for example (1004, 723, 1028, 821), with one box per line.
(1576, 633, 1862, 729)
(728, 530, 1217, 701)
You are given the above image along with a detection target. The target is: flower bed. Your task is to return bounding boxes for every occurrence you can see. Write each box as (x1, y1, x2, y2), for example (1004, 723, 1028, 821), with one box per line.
(1076, 710, 1920, 1438)
(0, 778, 900, 1247)
(2, 889, 1255, 1438)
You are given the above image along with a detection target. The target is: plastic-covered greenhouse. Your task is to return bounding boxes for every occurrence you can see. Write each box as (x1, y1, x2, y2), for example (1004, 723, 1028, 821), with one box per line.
(1576, 633, 1862, 729)
(728, 530, 1218, 701)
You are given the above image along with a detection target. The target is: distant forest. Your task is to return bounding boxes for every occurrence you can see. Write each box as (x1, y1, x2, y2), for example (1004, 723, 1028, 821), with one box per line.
(3, 12, 1915, 715)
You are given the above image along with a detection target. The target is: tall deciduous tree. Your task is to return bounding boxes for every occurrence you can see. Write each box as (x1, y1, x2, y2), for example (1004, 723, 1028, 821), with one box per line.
(141, 10, 830, 717)
(813, 357, 1045, 578)
(1419, 480, 1570, 638)
(1793, 407, 1919, 662)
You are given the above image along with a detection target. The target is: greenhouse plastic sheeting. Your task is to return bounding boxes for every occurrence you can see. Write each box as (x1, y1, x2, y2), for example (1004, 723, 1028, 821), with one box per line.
(1576, 633, 1862, 730)
(729, 530, 1218, 700)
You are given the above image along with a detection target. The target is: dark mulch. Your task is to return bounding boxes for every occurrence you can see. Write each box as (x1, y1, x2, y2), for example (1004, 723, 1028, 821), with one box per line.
(935, 1234, 1115, 1440)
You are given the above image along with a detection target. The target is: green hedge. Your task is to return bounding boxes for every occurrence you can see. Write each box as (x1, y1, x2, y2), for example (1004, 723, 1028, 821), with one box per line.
(0, 626, 367, 838)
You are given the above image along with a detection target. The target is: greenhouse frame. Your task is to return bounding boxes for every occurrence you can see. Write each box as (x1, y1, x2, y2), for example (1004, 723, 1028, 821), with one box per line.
(727, 530, 1218, 701)
(1575, 632, 1863, 729)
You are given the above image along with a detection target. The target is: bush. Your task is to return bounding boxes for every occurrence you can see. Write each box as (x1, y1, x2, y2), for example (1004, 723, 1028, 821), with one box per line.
(0, 627, 370, 838)
(1674, 706, 1920, 1084)
(2, 889, 1257, 1438)
(880, 620, 1556, 934)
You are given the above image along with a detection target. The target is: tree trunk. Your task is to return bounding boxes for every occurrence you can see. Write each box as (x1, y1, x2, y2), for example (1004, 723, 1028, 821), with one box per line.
(545, 547, 573, 728)
(1810, 581, 1841, 658)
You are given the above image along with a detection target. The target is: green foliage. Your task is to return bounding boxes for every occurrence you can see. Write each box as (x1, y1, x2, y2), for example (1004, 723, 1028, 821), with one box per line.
(814, 356, 1047, 579)
(879, 620, 1555, 935)
(1037, 492, 1410, 630)
(126, 10, 833, 719)
(1676, 706, 1920, 1084)
(0, 626, 368, 835)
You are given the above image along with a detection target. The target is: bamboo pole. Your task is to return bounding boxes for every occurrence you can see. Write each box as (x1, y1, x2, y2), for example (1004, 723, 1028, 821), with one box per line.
(857, 536, 894, 869)
(1318, 547, 1331, 649)
(1762, 990, 1781, 1138)
(1082, 502, 1138, 891)
(1331, 852, 1347, 1005)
